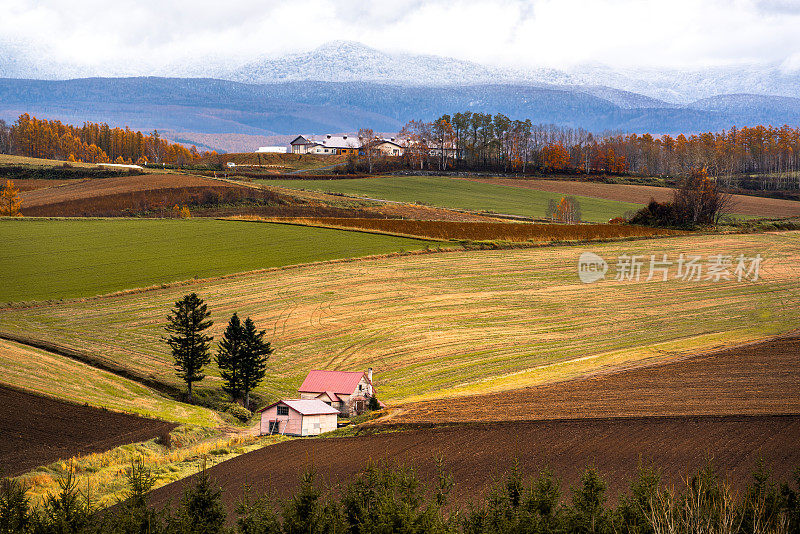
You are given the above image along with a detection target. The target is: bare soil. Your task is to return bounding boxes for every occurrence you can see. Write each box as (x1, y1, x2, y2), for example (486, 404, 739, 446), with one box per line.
(462, 177, 800, 218)
(19, 174, 238, 208)
(146, 335, 800, 514)
(147, 415, 800, 513)
(380, 334, 800, 423)
(0, 384, 175, 477)
(10, 179, 83, 192)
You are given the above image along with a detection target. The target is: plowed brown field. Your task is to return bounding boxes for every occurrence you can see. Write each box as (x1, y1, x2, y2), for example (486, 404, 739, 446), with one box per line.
(146, 335, 800, 514)
(11, 179, 82, 192)
(379, 333, 800, 423)
(19, 174, 239, 208)
(147, 415, 800, 513)
(463, 177, 800, 218)
(0, 385, 175, 477)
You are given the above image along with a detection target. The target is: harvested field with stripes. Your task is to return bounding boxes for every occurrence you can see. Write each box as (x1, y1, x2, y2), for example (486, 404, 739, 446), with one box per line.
(19, 174, 236, 208)
(2, 232, 798, 403)
(377, 333, 800, 424)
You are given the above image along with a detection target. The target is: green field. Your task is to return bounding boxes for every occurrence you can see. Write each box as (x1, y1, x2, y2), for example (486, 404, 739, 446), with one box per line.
(2, 231, 797, 403)
(257, 175, 643, 222)
(0, 218, 432, 303)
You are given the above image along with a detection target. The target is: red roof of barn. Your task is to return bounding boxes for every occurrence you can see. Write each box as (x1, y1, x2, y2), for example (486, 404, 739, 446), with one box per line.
(298, 370, 367, 394)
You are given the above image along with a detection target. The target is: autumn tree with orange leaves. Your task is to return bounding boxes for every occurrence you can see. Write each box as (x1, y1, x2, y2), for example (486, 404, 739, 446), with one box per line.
(7, 114, 207, 165)
(546, 196, 581, 223)
(0, 180, 22, 216)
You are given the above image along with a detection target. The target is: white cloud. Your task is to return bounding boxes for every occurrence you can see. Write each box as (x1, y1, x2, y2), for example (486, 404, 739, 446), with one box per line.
(1, 0, 799, 71)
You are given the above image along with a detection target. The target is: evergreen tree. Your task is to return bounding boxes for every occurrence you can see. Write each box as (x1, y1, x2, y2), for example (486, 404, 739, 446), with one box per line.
(164, 293, 213, 401)
(178, 465, 226, 534)
(216, 313, 245, 402)
(113, 457, 163, 534)
(0, 478, 31, 534)
(239, 317, 273, 410)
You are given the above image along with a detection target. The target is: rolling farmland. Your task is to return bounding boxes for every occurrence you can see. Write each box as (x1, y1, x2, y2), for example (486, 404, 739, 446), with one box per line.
(19, 173, 238, 209)
(0, 384, 176, 477)
(0, 339, 218, 426)
(146, 414, 800, 514)
(379, 333, 800, 424)
(2, 232, 798, 403)
(249, 216, 683, 241)
(0, 219, 432, 302)
(462, 177, 800, 219)
(256, 175, 643, 222)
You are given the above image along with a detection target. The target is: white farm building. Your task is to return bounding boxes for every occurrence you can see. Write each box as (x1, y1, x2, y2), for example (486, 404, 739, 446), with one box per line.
(258, 399, 339, 436)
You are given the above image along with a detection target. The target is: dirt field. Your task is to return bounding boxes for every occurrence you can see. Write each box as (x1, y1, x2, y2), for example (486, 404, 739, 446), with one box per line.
(0, 384, 176, 477)
(19, 174, 239, 208)
(378, 333, 800, 424)
(146, 415, 800, 514)
(10, 179, 83, 192)
(463, 177, 800, 218)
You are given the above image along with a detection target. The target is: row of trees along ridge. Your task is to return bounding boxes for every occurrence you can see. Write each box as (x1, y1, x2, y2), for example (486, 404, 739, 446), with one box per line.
(0, 115, 214, 165)
(380, 114, 800, 190)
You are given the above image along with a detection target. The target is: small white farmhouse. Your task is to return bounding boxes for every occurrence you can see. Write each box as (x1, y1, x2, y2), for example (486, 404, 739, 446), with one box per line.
(258, 399, 339, 436)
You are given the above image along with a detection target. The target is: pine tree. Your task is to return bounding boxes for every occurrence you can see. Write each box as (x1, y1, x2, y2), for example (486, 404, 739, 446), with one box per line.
(239, 317, 273, 410)
(178, 463, 226, 534)
(216, 313, 245, 402)
(164, 293, 213, 401)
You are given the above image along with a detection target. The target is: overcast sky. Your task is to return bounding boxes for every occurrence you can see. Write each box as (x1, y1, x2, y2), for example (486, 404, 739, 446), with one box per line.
(2, 0, 800, 72)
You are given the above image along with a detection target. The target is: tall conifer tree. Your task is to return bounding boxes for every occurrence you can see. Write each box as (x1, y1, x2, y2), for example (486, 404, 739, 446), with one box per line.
(239, 317, 273, 410)
(164, 293, 213, 401)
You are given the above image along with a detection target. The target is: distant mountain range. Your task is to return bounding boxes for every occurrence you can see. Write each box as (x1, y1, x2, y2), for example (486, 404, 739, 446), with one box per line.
(1, 41, 799, 151)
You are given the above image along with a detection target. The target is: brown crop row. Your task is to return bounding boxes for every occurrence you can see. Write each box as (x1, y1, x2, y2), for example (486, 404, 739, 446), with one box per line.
(256, 217, 683, 242)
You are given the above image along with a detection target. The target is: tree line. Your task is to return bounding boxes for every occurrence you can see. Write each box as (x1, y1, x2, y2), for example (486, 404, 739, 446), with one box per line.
(381, 114, 800, 190)
(2, 458, 799, 534)
(0, 115, 211, 165)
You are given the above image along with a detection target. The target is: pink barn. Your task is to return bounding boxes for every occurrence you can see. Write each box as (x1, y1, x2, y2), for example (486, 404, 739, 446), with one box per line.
(258, 399, 339, 436)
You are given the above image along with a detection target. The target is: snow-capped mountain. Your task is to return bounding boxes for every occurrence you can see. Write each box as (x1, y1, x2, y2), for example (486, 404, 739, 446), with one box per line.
(230, 41, 573, 87)
(568, 63, 800, 104)
(2, 39, 799, 106)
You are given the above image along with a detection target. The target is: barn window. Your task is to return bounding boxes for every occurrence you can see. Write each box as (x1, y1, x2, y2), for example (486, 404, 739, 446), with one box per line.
(358, 384, 363, 391)
(277, 405, 289, 416)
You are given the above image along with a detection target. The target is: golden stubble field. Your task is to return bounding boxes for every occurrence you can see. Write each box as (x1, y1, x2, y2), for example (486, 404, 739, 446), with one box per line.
(1, 232, 799, 403)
